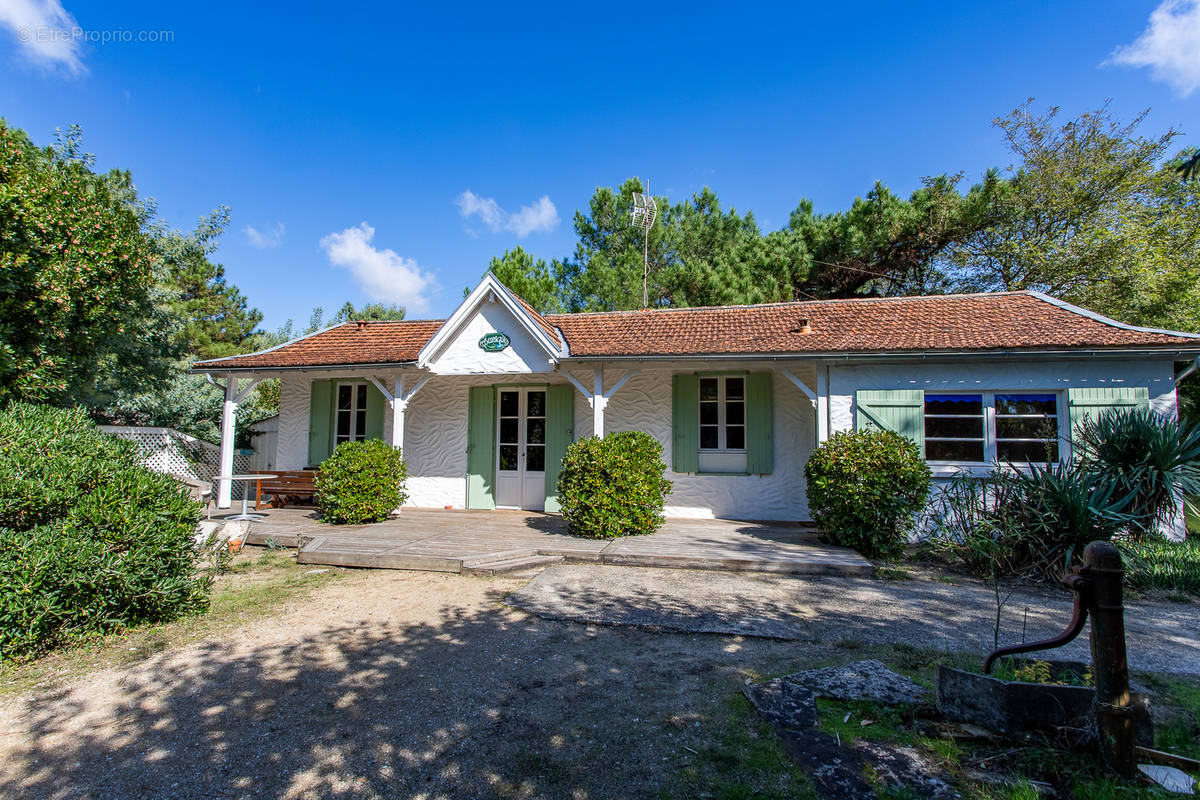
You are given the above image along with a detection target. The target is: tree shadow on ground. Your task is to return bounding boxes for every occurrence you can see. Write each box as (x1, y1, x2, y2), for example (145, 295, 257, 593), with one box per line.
(2, 587, 800, 800)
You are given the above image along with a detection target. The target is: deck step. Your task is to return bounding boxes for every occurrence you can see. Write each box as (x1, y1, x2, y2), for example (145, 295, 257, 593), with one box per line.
(463, 554, 565, 576)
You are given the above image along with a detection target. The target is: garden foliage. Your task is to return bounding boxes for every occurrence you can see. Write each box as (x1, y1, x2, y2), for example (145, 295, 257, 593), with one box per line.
(315, 439, 408, 524)
(804, 430, 932, 559)
(0, 403, 207, 661)
(556, 431, 672, 539)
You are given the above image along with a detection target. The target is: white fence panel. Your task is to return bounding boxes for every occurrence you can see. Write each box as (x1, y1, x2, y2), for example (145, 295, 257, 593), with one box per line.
(100, 426, 253, 499)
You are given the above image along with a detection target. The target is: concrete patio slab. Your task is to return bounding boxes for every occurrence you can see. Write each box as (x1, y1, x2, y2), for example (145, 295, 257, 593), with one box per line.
(226, 507, 874, 576)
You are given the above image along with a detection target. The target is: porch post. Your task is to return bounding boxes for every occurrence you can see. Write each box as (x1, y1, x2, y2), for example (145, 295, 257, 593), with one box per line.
(217, 376, 238, 508)
(392, 376, 405, 451)
(592, 366, 607, 437)
(815, 365, 829, 444)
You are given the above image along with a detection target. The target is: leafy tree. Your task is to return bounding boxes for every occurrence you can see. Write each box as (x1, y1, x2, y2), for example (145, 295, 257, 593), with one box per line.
(154, 206, 263, 360)
(486, 246, 564, 313)
(0, 121, 174, 405)
(327, 301, 406, 323)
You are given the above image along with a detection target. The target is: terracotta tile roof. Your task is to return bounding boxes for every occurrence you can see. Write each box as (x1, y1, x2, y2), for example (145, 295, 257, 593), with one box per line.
(504, 288, 562, 347)
(192, 292, 1199, 371)
(549, 293, 1199, 356)
(193, 320, 444, 369)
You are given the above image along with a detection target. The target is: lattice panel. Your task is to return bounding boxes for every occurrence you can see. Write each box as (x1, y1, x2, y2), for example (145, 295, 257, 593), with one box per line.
(99, 426, 254, 500)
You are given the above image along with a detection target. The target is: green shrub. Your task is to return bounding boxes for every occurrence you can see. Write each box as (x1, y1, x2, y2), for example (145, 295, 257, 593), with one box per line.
(315, 439, 408, 524)
(926, 461, 1134, 581)
(0, 403, 206, 662)
(557, 431, 672, 539)
(1119, 537, 1200, 595)
(804, 430, 932, 559)
(1074, 409, 1200, 540)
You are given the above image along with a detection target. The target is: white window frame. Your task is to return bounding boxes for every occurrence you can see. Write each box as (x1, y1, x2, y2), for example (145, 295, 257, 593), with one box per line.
(334, 381, 368, 445)
(924, 390, 1066, 468)
(697, 375, 748, 474)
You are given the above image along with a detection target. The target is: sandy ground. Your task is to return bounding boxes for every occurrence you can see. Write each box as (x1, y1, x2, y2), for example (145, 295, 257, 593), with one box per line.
(509, 565, 1200, 676)
(0, 568, 818, 800)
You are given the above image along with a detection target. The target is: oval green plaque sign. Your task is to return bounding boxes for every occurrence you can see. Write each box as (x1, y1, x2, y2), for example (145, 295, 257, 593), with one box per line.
(478, 332, 511, 352)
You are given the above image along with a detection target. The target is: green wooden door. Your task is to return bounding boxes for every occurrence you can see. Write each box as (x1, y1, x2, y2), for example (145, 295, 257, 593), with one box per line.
(466, 386, 496, 509)
(543, 385, 575, 513)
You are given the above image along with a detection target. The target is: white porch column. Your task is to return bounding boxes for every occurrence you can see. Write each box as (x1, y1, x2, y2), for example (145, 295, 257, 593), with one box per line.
(217, 377, 238, 508)
(392, 376, 406, 451)
(592, 367, 607, 437)
(816, 365, 830, 444)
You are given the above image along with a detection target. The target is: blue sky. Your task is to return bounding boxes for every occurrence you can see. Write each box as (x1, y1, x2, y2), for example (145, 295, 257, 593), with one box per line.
(2, 1, 1198, 329)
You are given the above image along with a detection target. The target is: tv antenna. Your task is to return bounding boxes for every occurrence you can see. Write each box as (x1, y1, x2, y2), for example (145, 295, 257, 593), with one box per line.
(630, 181, 657, 309)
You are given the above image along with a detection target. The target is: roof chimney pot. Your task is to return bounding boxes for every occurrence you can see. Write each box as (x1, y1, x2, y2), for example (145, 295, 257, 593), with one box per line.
(798, 318, 812, 334)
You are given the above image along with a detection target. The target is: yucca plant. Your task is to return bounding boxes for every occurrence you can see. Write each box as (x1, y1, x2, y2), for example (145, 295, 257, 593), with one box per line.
(1074, 409, 1200, 540)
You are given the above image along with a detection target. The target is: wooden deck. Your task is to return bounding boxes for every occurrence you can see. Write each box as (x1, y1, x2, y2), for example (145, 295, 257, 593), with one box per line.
(226, 507, 874, 576)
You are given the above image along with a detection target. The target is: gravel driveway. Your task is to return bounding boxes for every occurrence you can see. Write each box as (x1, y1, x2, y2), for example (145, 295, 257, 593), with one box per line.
(507, 565, 1200, 676)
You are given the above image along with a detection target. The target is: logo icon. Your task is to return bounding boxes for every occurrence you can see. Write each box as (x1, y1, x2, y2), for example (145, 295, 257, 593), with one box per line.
(478, 332, 511, 352)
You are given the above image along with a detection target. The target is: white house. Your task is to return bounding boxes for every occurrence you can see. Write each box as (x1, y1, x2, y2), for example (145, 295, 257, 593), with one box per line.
(193, 273, 1200, 532)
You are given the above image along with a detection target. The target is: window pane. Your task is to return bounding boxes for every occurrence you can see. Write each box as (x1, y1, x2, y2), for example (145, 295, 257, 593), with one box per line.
(726, 401, 744, 425)
(998, 440, 1059, 462)
(925, 416, 985, 439)
(338, 385, 352, 410)
(526, 445, 545, 472)
(925, 394, 983, 415)
(356, 409, 366, 438)
(726, 427, 745, 450)
(700, 426, 719, 449)
(996, 393, 1057, 416)
(356, 384, 367, 408)
(337, 410, 351, 437)
(500, 391, 518, 417)
(527, 418, 545, 445)
(926, 439, 985, 461)
(500, 418, 518, 444)
(700, 402, 719, 425)
(699, 378, 719, 401)
(527, 391, 546, 417)
(725, 377, 744, 400)
(996, 417, 1059, 440)
(499, 445, 518, 471)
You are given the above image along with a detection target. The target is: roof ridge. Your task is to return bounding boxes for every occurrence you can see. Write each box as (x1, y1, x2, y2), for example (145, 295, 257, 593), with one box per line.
(544, 291, 1036, 319)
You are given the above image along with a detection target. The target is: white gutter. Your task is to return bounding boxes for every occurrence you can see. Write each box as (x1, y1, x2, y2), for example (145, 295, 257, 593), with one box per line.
(1178, 355, 1200, 384)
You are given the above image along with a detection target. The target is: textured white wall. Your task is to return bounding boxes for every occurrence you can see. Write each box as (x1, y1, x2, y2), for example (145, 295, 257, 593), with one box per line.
(276, 362, 819, 520)
(424, 300, 556, 374)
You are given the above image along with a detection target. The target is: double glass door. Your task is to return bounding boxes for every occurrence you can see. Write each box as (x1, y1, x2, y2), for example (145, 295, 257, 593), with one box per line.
(495, 387, 547, 510)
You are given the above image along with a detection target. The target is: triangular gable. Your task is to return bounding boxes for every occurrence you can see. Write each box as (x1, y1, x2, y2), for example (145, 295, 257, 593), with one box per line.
(417, 273, 567, 374)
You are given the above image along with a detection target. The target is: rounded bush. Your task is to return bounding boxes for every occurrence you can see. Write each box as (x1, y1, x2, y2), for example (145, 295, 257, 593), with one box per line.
(804, 429, 932, 559)
(315, 439, 408, 524)
(557, 431, 672, 539)
(0, 403, 206, 662)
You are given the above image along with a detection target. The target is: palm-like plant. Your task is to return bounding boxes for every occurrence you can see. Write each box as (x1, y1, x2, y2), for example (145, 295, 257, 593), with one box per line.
(1074, 409, 1200, 540)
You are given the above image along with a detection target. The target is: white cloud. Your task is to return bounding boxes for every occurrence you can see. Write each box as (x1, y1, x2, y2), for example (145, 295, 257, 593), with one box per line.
(243, 222, 285, 249)
(455, 190, 559, 237)
(0, 0, 85, 74)
(319, 222, 437, 313)
(1109, 0, 1200, 96)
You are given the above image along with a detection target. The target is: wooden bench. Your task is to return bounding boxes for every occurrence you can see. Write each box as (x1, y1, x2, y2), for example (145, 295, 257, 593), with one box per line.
(255, 469, 318, 509)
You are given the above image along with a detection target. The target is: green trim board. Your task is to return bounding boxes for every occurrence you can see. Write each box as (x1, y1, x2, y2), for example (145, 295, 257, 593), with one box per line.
(543, 385, 575, 512)
(855, 389, 925, 454)
(1067, 386, 1150, 449)
(745, 371, 773, 474)
(672, 374, 700, 473)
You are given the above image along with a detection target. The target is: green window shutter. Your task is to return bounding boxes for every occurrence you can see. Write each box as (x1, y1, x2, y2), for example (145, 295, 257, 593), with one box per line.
(746, 372, 773, 474)
(1067, 386, 1149, 445)
(672, 374, 700, 473)
(307, 379, 333, 465)
(855, 389, 925, 455)
(364, 381, 386, 442)
(466, 386, 496, 510)
(543, 385, 575, 513)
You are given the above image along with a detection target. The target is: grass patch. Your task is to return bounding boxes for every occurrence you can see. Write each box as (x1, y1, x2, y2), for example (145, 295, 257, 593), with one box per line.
(662, 693, 817, 800)
(877, 567, 913, 581)
(1119, 537, 1200, 595)
(0, 548, 342, 699)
